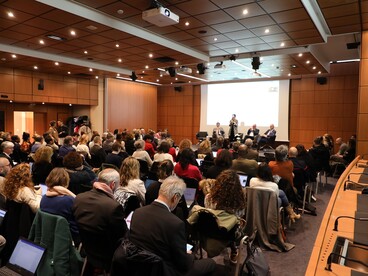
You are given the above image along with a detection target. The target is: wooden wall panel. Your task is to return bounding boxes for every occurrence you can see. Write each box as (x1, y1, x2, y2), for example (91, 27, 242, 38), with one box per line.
(290, 62, 359, 149)
(358, 32, 368, 156)
(106, 78, 157, 133)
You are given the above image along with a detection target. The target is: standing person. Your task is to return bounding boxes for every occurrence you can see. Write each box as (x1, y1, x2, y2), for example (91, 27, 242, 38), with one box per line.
(129, 176, 216, 276)
(229, 114, 238, 142)
(57, 120, 69, 146)
(212, 122, 225, 139)
(19, 132, 31, 162)
(48, 121, 59, 145)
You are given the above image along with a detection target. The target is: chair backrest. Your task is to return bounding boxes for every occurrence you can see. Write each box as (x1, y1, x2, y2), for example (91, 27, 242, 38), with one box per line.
(0, 200, 35, 265)
(148, 161, 160, 181)
(138, 159, 149, 180)
(89, 153, 103, 168)
(195, 210, 232, 240)
(124, 195, 141, 218)
(111, 239, 164, 276)
(28, 210, 82, 275)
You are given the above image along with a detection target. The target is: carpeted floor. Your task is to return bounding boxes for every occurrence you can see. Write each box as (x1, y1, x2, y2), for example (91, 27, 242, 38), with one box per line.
(210, 177, 337, 276)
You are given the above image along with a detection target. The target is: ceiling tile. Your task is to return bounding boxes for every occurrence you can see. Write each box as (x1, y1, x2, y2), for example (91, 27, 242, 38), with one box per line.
(258, 0, 303, 13)
(175, 0, 219, 16)
(225, 3, 266, 20)
(209, 0, 254, 9)
(211, 21, 246, 33)
(224, 30, 255, 40)
(97, 2, 141, 19)
(209, 49, 228, 56)
(250, 25, 284, 36)
(293, 37, 325, 45)
(237, 37, 265, 46)
(165, 31, 196, 41)
(213, 41, 241, 49)
(288, 29, 321, 40)
(259, 33, 290, 43)
(194, 10, 233, 25)
(41, 10, 84, 25)
(180, 38, 208, 47)
(24, 17, 65, 31)
(201, 34, 230, 43)
(186, 26, 219, 37)
(238, 14, 276, 28)
(246, 44, 273, 52)
(322, 2, 360, 19)
(270, 8, 310, 24)
(175, 17, 206, 30)
(280, 19, 315, 32)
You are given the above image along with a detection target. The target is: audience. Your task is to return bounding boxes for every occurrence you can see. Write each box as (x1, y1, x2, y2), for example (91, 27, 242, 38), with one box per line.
(76, 134, 91, 159)
(206, 149, 233, 179)
(105, 142, 126, 169)
(132, 140, 153, 169)
(31, 146, 54, 185)
(58, 136, 76, 158)
(129, 176, 216, 276)
(244, 139, 258, 161)
(309, 136, 331, 175)
(0, 141, 15, 167)
(231, 144, 258, 177)
(153, 140, 173, 163)
(174, 148, 202, 182)
(2, 163, 42, 213)
(143, 135, 155, 160)
(19, 132, 31, 162)
(90, 135, 107, 168)
(269, 145, 294, 187)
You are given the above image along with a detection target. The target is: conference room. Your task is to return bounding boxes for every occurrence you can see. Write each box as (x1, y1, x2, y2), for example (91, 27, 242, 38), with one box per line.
(0, 0, 367, 275)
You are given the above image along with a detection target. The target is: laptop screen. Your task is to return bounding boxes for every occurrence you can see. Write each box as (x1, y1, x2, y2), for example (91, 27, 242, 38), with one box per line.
(8, 238, 46, 274)
(238, 174, 248, 188)
(184, 188, 196, 206)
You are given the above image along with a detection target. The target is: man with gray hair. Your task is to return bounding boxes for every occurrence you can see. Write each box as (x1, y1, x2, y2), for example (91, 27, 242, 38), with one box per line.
(0, 156, 12, 201)
(231, 144, 259, 176)
(73, 168, 127, 271)
(0, 141, 15, 167)
(243, 138, 259, 161)
(129, 176, 216, 276)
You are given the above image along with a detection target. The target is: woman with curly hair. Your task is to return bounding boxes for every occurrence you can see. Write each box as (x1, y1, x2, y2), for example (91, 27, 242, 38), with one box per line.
(115, 157, 146, 206)
(195, 139, 213, 161)
(204, 169, 246, 263)
(3, 163, 42, 213)
(32, 146, 54, 185)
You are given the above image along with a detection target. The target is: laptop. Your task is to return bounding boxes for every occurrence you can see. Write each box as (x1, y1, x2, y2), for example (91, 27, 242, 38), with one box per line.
(238, 173, 248, 188)
(184, 188, 197, 208)
(0, 238, 46, 276)
(125, 211, 134, 230)
(212, 151, 217, 158)
(0, 209, 6, 227)
(39, 184, 47, 196)
(196, 159, 203, 166)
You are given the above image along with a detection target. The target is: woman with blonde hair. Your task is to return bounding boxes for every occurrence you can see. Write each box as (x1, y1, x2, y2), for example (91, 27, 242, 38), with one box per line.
(2, 163, 42, 213)
(32, 146, 54, 185)
(114, 157, 146, 206)
(76, 134, 91, 159)
(40, 167, 79, 244)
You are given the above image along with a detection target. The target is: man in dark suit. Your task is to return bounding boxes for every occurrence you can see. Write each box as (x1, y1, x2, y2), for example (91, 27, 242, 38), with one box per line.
(130, 176, 216, 276)
(245, 124, 260, 140)
(73, 168, 128, 271)
(0, 141, 15, 167)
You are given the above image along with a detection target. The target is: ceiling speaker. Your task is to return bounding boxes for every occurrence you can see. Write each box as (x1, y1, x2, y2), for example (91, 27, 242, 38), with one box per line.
(317, 77, 327, 85)
(174, 86, 182, 92)
(38, 79, 44, 90)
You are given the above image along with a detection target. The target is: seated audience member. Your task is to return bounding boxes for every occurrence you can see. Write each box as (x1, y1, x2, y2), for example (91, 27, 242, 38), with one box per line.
(19, 132, 31, 162)
(48, 120, 59, 145)
(211, 136, 224, 152)
(323, 133, 334, 155)
(10, 135, 21, 164)
(143, 135, 155, 160)
(309, 136, 331, 175)
(102, 133, 114, 153)
(231, 141, 240, 160)
(0, 141, 15, 167)
(44, 134, 59, 152)
(288, 147, 308, 195)
(269, 145, 294, 187)
(132, 140, 153, 169)
(231, 144, 258, 177)
(32, 146, 54, 185)
(63, 152, 96, 195)
(245, 124, 259, 140)
(244, 139, 258, 161)
(129, 176, 216, 276)
(90, 135, 107, 168)
(174, 148, 202, 182)
(106, 142, 126, 169)
(334, 137, 348, 156)
(212, 122, 225, 139)
(166, 138, 177, 162)
(250, 163, 300, 222)
(57, 120, 68, 145)
(205, 149, 233, 179)
(31, 135, 44, 154)
(72, 132, 80, 147)
(195, 139, 213, 161)
(40, 168, 79, 245)
(114, 133, 126, 150)
(73, 168, 128, 271)
(177, 138, 193, 160)
(76, 134, 91, 159)
(0, 157, 12, 197)
(257, 124, 276, 145)
(331, 138, 356, 165)
(2, 163, 42, 213)
(153, 140, 173, 163)
(115, 157, 146, 207)
(295, 144, 317, 182)
(124, 133, 135, 156)
(203, 169, 246, 262)
(58, 136, 76, 158)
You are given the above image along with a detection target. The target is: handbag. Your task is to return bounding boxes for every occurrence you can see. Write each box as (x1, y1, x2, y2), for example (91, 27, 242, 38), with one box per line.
(240, 237, 270, 276)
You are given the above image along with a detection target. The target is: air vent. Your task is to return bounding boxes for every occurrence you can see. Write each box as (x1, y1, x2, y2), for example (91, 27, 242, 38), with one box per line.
(152, 56, 176, 63)
(73, 73, 94, 78)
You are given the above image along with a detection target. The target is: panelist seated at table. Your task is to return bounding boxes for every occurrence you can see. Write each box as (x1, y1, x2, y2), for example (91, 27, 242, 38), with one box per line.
(212, 122, 225, 138)
(245, 124, 260, 140)
(257, 124, 277, 144)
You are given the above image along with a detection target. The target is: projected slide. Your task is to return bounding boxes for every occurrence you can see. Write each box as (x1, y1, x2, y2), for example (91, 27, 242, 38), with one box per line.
(200, 80, 290, 141)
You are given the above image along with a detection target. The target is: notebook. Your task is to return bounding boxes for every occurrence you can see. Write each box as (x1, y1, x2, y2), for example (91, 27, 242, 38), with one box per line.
(238, 173, 248, 188)
(0, 238, 46, 276)
(184, 187, 197, 208)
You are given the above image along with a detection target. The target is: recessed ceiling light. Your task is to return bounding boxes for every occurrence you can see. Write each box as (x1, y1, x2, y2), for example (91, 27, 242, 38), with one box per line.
(141, 76, 143, 79)
(67, 71, 71, 74)
(160, 74, 163, 77)
(235, 49, 239, 53)
(89, 68, 93, 72)
(280, 42, 285, 47)
(189, 81, 191, 83)
(291, 64, 296, 68)
(196, 70, 199, 74)
(142, 71, 145, 73)
(185, 22, 190, 26)
(265, 29, 269, 34)
(95, 76, 99, 79)
(117, 73, 120, 77)
(86, 25, 97, 31)
(39, 39, 45, 45)
(298, 53, 303, 57)
(156, 79, 159, 82)
(306, 60, 310, 64)
(117, 9, 124, 14)
(84, 50, 88, 54)
(33, 66, 38, 70)
(312, 66, 316, 70)
(70, 30, 76, 36)
(288, 73, 291, 76)
(42, 102, 45, 105)
(115, 43, 119, 48)
(175, 78, 178, 81)
(145, 65, 149, 69)
(243, 9, 248, 15)
(69, 104, 72, 106)
(175, 61, 179, 65)
(54, 62, 59, 66)
(318, 71, 321, 74)
(9, 100, 13, 103)
(149, 53, 153, 58)
(11, 54, 16, 58)
(7, 12, 14, 18)
(214, 37, 218, 41)
(118, 58, 122, 62)
(46, 35, 66, 41)
(170, 82, 173, 84)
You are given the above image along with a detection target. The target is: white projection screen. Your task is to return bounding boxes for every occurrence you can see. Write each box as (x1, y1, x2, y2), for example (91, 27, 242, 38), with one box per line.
(200, 80, 290, 141)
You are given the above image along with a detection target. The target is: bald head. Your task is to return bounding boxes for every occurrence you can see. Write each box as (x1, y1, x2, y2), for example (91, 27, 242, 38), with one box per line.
(0, 157, 11, 176)
(238, 144, 247, 158)
(245, 138, 253, 147)
(288, 147, 298, 158)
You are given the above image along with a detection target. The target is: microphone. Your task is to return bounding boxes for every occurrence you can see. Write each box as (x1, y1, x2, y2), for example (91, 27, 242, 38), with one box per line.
(325, 252, 368, 271)
(333, 216, 368, 231)
(343, 180, 368, 191)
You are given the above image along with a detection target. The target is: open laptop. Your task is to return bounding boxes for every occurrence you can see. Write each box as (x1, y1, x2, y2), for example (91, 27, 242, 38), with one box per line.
(238, 173, 248, 188)
(0, 238, 46, 276)
(184, 187, 197, 208)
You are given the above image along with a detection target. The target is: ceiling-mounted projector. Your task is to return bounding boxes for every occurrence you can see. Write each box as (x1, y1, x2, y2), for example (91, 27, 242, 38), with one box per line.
(142, 7, 179, 27)
(176, 67, 192, 74)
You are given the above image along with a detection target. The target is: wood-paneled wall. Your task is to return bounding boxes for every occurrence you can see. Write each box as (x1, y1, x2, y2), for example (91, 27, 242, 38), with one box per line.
(0, 68, 98, 105)
(106, 79, 157, 132)
(290, 62, 359, 149)
(157, 85, 200, 144)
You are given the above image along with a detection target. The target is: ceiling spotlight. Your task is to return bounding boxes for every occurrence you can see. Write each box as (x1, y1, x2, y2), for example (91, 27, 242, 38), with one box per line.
(229, 55, 236, 61)
(251, 57, 261, 70)
(130, 71, 137, 81)
(196, 63, 206, 74)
